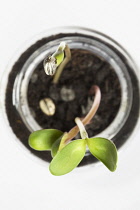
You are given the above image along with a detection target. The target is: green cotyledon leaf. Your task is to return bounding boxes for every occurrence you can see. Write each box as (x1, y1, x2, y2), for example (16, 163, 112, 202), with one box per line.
(28, 129, 63, 151)
(49, 139, 86, 176)
(51, 132, 68, 157)
(51, 136, 62, 158)
(55, 52, 64, 66)
(52, 42, 65, 66)
(87, 137, 118, 172)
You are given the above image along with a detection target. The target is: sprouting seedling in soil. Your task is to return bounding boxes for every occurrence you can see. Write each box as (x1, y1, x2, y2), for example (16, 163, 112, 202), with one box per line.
(39, 42, 71, 116)
(29, 84, 118, 176)
(43, 41, 71, 84)
(49, 117, 117, 175)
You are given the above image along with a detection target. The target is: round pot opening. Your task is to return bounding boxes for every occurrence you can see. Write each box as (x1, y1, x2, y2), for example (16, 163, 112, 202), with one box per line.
(2, 27, 140, 166)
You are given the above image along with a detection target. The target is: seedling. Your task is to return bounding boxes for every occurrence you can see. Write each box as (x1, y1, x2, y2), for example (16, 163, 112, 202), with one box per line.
(29, 42, 118, 176)
(43, 41, 71, 84)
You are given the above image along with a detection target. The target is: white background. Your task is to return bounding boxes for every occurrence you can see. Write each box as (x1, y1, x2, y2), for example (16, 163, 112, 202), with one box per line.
(0, 0, 140, 209)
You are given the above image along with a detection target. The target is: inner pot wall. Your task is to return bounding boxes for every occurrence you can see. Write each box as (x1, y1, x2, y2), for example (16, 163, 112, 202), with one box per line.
(1, 27, 140, 166)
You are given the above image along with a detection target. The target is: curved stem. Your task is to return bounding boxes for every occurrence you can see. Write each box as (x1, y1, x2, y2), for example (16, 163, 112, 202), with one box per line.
(63, 85, 101, 144)
(75, 117, 89, 139)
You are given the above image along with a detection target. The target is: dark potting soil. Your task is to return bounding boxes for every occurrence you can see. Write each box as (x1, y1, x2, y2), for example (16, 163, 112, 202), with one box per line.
(5, 34, 121, 165)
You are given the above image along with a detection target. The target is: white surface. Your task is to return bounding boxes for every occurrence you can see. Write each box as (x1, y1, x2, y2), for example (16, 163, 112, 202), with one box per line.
(0, 1, 140, 210)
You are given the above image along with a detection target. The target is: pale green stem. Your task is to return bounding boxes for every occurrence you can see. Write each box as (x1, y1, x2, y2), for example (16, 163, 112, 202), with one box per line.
(75, 117, 89, 139)
(53, 45, 71, 84)
(61, 85, 101, 145)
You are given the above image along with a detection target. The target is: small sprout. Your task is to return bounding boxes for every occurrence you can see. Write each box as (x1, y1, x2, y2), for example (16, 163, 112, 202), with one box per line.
(39, 98, 55, 116)
(43, 42, 66, 76)
(29, 129, 63, 151)
(60, 86, 75, 101)
(43, 42, 71, 84)
(49, 139, 86, 176)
